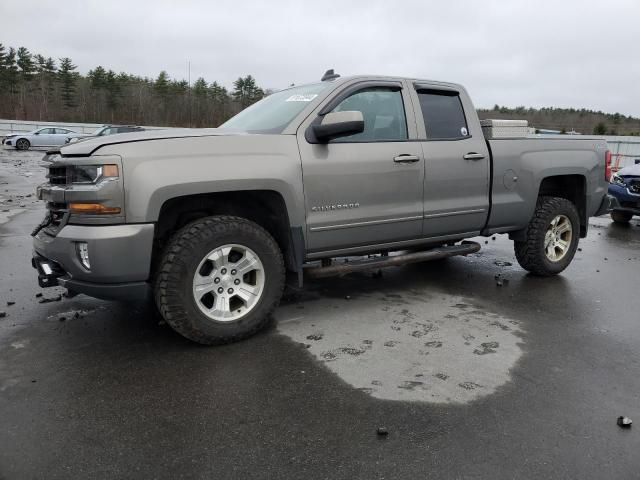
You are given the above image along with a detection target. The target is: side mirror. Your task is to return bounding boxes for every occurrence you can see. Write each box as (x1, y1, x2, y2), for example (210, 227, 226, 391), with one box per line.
(312, 111, 364, 143)
(34, 132, 40, 135)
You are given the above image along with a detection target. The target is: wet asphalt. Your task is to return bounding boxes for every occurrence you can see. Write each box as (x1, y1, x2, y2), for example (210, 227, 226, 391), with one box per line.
(1, 148, 639, 479)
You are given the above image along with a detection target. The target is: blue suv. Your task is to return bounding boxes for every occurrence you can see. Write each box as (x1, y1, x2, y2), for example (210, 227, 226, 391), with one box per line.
(608, 161, 640, 223)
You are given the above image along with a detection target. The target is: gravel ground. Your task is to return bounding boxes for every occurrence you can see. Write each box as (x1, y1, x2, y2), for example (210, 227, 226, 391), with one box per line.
(1, 146, 639, 479)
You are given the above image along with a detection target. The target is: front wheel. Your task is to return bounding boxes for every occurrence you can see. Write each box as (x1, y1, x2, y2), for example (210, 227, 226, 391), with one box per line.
(16, 138, 30, 150)
(611, 210, 633, 224)
(154, 215, 285, 345)
(514, 196, 580, 276)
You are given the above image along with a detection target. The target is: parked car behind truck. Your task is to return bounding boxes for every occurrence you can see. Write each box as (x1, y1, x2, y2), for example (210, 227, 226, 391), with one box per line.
(65, 125, 145, 144)
(608, 162, 640, 223)
(32, 71, 616, 344)
(3, 127, 77, 150)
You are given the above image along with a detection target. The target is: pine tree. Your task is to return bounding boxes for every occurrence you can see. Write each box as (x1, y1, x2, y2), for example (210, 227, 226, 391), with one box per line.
(170, 79, 188, 95)
(209, 81, 228, 102)
(4, 48, 19, 94)
(35, 54, 56, 119)
(105, 70, 122, 117)
(0, 43, 7, 89)
(193, 77, 208, 98)
(593, 122, 607, 135)
(232, 75, 264, 108)
(154, 71, 170, 99)
(58, 57, 78, 110)
(16, 47, 36, 81)
(16, 47, 36, 117)
(88, 66, 107, 90)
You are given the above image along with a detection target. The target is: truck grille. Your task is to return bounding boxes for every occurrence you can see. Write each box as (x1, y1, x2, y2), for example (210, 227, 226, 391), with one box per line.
(47, 165, 68, 185)
(47, 202, 67, 227)
(32, 201, 68, 237)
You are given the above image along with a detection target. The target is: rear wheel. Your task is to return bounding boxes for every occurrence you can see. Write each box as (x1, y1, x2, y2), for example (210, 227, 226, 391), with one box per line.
(154, 215, 285, 345)
(514, 196, 580, 276)
(16, 138, 30, 150)
(611, 210, 633, 224)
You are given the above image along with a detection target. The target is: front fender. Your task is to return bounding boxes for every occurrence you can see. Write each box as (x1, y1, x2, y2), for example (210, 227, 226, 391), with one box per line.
(109, 135, 306, 228)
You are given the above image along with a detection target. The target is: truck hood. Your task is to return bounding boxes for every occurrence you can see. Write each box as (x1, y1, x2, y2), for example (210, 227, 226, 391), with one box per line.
(617, 163, 640, 177)
(60, 128, 246, 156)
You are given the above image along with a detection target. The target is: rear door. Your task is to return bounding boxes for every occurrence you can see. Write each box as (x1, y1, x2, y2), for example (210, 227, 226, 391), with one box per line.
(409, 84, 490, 238)
(297, 80, 425, 254)
(52, 128, 72, 145)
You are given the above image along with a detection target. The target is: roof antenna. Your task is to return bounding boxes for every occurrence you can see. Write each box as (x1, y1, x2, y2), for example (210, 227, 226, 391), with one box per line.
(321, 69, 340, 82)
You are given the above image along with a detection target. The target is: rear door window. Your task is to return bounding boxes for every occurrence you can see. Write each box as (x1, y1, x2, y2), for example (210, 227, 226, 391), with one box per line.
(416, 89, 469, 140)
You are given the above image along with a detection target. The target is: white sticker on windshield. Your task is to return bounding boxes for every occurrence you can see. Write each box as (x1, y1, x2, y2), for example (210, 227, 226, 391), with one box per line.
(285, 94, 318, 102)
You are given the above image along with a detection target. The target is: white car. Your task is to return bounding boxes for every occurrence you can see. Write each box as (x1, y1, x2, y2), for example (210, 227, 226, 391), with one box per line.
(2, 127, 77, 150)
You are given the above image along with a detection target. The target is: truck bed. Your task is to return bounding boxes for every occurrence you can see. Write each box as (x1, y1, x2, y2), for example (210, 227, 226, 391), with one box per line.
(485, 136, 609, 236)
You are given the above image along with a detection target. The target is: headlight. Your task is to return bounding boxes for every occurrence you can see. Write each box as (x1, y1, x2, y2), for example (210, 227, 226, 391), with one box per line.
(70, 164, 118, 184)
(610, 173, 626, 187)
(42, 152, 61, 163)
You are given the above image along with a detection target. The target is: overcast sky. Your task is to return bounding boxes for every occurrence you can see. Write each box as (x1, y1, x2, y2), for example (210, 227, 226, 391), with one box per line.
(2, 0, 639, 116)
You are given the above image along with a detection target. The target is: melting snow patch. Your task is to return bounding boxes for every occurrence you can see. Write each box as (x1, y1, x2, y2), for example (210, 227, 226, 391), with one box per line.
(278, 293, 523, 404)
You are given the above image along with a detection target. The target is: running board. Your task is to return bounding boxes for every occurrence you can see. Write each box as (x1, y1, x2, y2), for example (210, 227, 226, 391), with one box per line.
(305, 241, 481, 279)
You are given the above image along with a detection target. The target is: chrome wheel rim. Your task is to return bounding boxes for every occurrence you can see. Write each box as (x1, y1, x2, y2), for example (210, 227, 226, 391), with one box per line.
(544, 214, 573, 262)
(192, 244, 265, 322)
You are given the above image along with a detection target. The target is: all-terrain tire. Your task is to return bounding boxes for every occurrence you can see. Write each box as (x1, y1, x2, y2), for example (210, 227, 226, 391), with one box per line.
(514, 196, 580, 276)
(154, 215, 285, 345)
(16, 138, 30, 150)
(611, 210, 633, 224)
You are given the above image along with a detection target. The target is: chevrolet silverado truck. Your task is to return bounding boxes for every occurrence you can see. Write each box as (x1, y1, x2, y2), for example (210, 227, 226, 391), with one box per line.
(32, 71, 617, 344)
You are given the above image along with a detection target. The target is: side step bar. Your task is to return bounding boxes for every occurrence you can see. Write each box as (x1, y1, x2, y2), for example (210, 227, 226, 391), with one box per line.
(305, 241, 481, 279)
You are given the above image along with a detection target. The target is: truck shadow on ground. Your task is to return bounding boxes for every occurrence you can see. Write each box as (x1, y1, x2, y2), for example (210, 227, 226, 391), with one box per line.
(281, 255, 572, 319)
(601, 219, 640, 247)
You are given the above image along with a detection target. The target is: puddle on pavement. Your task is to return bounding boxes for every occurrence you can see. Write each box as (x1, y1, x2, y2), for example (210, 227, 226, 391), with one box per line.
(277, 292, 524, 404)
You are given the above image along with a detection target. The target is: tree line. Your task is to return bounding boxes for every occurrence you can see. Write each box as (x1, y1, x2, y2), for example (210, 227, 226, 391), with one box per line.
(2, 42, 640, 133)
(478, 105, 640, 136)
(0, 43, 265, 127)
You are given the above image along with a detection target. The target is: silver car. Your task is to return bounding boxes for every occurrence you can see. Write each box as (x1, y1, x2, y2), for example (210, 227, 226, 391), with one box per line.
(2, 127, 77, 150)
(65, 125, 145, 144)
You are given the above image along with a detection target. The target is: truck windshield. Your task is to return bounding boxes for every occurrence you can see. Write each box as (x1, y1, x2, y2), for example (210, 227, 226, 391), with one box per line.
(220, 83, 331, 134)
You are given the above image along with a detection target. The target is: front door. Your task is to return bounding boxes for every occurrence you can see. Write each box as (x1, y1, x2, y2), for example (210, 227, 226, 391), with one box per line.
(410, 85, 490, 238)
(298, 82, 424, 254)
(32, 128, 56, 146)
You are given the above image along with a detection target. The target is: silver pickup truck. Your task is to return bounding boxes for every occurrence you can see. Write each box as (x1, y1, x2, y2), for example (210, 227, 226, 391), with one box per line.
(32, 71, 616, 344)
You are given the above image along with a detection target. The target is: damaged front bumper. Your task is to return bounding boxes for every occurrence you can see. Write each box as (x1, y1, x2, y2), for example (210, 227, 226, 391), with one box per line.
(32, 223, 155, 301)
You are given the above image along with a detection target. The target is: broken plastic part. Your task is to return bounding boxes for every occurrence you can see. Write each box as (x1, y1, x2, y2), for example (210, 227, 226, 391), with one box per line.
(617, 416, 632, 428)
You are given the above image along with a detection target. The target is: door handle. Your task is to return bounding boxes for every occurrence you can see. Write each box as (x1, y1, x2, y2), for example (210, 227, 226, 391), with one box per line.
(463, 152, 485, 161)
(393, 154, 420, 163)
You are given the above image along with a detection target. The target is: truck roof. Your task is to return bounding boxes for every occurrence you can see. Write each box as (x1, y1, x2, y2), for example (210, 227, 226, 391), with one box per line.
(323, 74, 466, 92)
